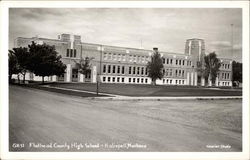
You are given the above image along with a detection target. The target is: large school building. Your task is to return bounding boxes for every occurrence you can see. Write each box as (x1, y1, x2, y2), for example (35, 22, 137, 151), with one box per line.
(14, 33, 233, 86)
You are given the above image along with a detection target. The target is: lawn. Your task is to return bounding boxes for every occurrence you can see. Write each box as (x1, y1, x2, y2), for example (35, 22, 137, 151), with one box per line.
(48, 82, 242, 97)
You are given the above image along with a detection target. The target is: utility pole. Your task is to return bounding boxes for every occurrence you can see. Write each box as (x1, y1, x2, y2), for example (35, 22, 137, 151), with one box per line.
(231, 23, 234, 87)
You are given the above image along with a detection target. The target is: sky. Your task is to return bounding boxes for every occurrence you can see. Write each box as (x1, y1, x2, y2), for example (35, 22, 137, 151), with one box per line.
(9, 8, 242, 62)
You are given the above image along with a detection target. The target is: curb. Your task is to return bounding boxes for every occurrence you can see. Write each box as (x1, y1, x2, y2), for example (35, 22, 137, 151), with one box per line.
(88, 96, 242, 101)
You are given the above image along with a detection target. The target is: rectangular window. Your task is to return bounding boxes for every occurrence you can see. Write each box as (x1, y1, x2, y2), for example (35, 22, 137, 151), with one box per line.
(163, 69, 165, 75)
(163, 58, 165, 64)
(145, 78, 148, 83)
(122, 66, 125, 74)
(187, 61, 189, 66)
(133, 78, 136, 83)
(133, 67, 136, 74)
(103, 64, 106, 73)
(166, 69, 169, 76)
(176, 70, 178, 76)
(176, 80, 178, 84)
(179, 60, 181, 65)
(74, 49, 76, 57)
(170, 79, 172, 84)
(170, 69, 172, 76)
(179, 70, 181, 76)
(129, 66, 132, 74)
(183, 60, 185, 65)
(145, 67, 148, 75)
(170, 59, 173, 64)
(134, 55, 137, 62)
(118, 54, 121, 61)
(67, 49, 70, 57)
(129, 78, 131, 83)
(176, 59, 178, 65)
(141, 78, 144, 83)
(122, 54, 126, 61)
(103, 77, 106, 82)
(137, 67, 140, 75)
(182, 70, 184, 77)
(117, 77, 120, 82)
(108, 77, 111, 82)
(122, 77, 124, 82)
(167, 58, 169, 64)
(137, 78, 140, 83)
(112, 77, 115, 82)
(141, 67, 144, 75)
(108, 65, 111, 73)
(117, 66, 120, 74)
(104, 52, 107, 60)
(70, 49, 73, 57)
(113, 53, 117, 60)
(129, 55, 133, 62)
(113, 65, 116, 73)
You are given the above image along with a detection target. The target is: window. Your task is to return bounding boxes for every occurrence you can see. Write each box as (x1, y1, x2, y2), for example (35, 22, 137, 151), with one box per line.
(145, 68, 148, 75)
(67, 49, 70, 57)
(141, 67, 144, 75)
(117, 66, 120, 74)
(183, 60, 185, 65)
(179, 70, 181, 77)
(182, 70, 184, 77)
(121, 77, 124, 82)
(118, 54, 121, 61)
(129, 55, 133, 62)
(170, 59, 173, 64)
(117, 77, 120, 82)
(103, 64, 106, 73)
(103, 77, 106, 82)
(133, 67, 136, 74)
(167, 58, 169, 64)
(129, 78, 131, 83)
(179, 80, 181, 84)
(70, 49, 73, 57)
(137, 67, 140, 75)
(108, 65, 111, 73)
(113, 53, 117, 60)
(176, 80, 178, 84)
(145, 78, 148, 83)
(163, 79, 165, 83)
(170, 69, 172, 76)
(179, 60, 181, 65)
(222, 73, 224, 79)
(176, 59, 178, 65)
(141, 78, 144, 83)
(113, 66, 116, 73)
(170, 80, 172, 84)
(108, 77, 111, 82)
(104, 52, 107, 60)
(74, 49, 76, 57)
(163, 58, 165, 64)
(134, 55, 137, 62)
(176, 70, 178, 76)
(122, 66, 125, 74)
(166, 69, 169, 76)
(166, 79, 169, 84)
(129, 66, 132, 74)
(182, 80, 184, 84)
(142, 56, 145, 63)
(112, 77, 115, 82)
(133, 78, 136, 83)
(122, 54, 126, 61)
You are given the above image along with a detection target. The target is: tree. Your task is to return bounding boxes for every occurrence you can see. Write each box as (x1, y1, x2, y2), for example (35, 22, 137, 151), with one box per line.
(232, 61, 242, 86)
(8, 50, 20, 83)
(147, 49, 164, 85)
(204, 52, 221, 86)
(28, 42, 66, 83)
(75, 57, 92, 78)
(9, 47, 30, 83)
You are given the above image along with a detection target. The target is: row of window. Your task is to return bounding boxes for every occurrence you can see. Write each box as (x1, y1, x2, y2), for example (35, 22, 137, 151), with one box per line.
(102, 76, 149, 84)
(220, 72, 230, 80)
(103, 52, 150, 64)
(66, 49, 77, 57)
(162, 58, 192, 66)
(128, 66, 148, 75)
(221, 63, 230, 69)
(218, 81, 231, 86)
(103, 65, 125, 74)
(162, 79, 185, 85)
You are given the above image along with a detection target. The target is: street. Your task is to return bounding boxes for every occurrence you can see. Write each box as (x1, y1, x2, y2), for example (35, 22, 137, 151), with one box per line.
(9, 85, 242, 152)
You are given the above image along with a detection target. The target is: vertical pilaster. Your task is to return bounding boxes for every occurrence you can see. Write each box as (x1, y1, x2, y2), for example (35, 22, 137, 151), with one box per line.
(194, 72, 197, 86)
(187, 72, 190, 85)
(191, 72, 194, 86)
(92, 66, 97, 83)
(66, 64, 72, 82)
(79, 74, 84, 82)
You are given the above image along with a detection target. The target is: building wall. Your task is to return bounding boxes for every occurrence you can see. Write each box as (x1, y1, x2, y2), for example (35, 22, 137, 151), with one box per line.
(13, 34, 232, 86)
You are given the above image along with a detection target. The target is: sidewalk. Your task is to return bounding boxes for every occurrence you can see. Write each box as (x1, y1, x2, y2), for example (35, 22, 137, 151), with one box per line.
(43, 85, 242, 101)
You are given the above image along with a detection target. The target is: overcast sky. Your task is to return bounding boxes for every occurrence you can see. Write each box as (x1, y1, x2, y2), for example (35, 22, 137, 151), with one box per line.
(9, 8, 242, 62)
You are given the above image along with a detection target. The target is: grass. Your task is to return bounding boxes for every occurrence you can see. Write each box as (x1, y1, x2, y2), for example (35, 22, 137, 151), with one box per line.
(48, 82, 242, 97)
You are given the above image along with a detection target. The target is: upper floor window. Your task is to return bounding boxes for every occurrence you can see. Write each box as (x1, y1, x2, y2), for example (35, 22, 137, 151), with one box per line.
(113, 53, 117, 60)
(103, 52, 107, 60)
(122, 54, 126, 61)
(163, 58, 165, 64)
(122, 66, 125, 74)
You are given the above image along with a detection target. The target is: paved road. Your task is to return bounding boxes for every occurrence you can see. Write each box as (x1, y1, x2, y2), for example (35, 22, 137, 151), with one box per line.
(9, 85, 242, 152)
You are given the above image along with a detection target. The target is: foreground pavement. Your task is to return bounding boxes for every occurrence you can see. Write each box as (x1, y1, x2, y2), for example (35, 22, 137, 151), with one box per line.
(9, 85, 242, 152)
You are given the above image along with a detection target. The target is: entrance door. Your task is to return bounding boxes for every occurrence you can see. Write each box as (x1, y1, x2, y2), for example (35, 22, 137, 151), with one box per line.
(72, 69, 78, 82)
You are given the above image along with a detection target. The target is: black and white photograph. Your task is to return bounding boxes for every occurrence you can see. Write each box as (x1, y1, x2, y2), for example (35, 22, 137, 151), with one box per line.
(0, 1, 249, 160)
